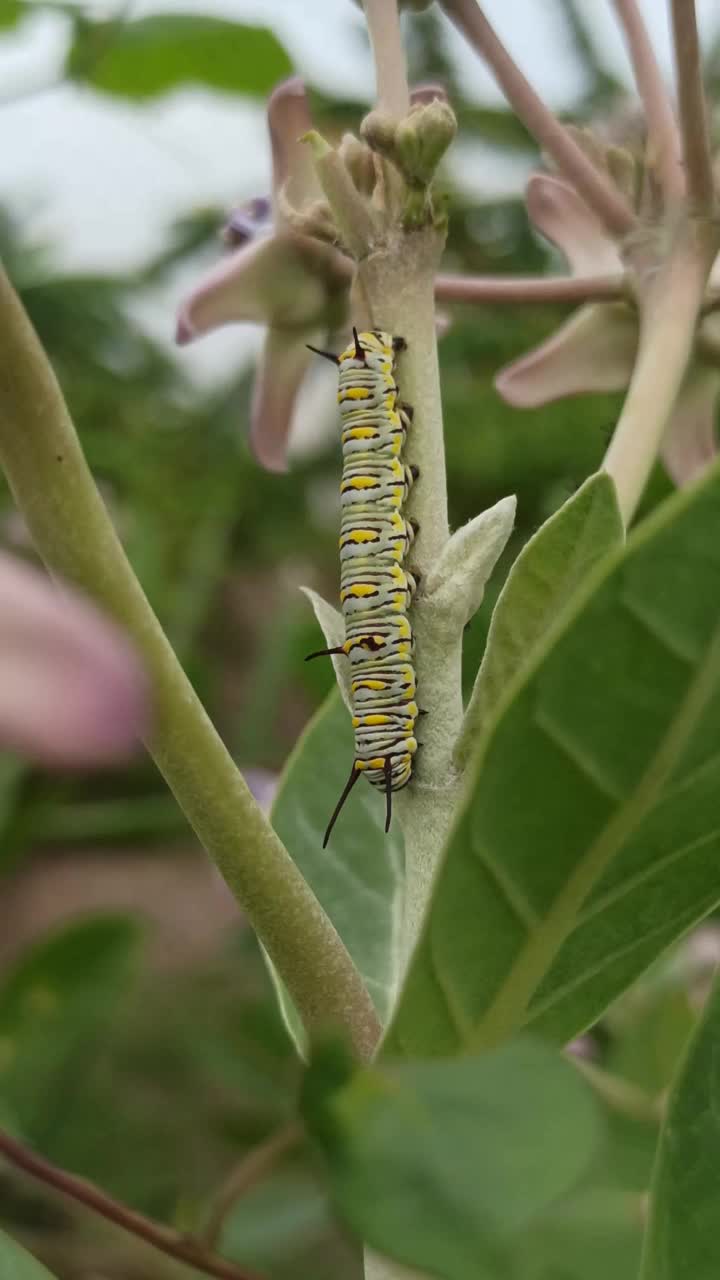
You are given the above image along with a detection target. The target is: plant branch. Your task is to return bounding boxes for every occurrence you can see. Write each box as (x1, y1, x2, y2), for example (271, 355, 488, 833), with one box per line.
(604, 222, 718, 522)
(437, 0, 636, 238)
(0, 265, 381, 1061)
(433, 272, 626, 305)
(611, 0, 684, 201)
(202, 1123, 303, 1249)
(670, 0, 715, 214)
(363, 0, 410, 118)
(0, 1128, 264, 1280)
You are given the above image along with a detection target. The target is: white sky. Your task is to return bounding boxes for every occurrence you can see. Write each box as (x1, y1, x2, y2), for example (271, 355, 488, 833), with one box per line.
(1, 0, 718, 385)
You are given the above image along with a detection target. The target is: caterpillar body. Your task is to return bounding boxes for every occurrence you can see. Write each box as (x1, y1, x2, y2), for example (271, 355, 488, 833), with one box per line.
(307, 329, 419, 847)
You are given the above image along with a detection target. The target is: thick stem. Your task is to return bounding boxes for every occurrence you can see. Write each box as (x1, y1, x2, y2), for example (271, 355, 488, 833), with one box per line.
(670, 0, 715, 215)
(363, 0, 410, 118)
(0, 1128, 263, 1280)
(438, 0, 636, 238)
(433, 272, 626, 305)
(611, 0, 684, 202)
(0, 265, 381, 1061)
(354, 228, 464, 972)
(603, 222, 719, 523)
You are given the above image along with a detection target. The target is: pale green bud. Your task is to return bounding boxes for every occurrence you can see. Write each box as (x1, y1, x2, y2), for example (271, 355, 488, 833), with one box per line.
(394, 98, 457, 187)
(338, 132, 377, 197)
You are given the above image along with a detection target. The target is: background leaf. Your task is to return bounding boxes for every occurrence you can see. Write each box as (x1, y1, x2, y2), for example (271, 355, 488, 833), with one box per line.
(271, 691, 404, 1027)
(307, 1038, 600, 1280)
(67, 17, 292, 99)
(0, 916, 142, 1147)
(640, 968, 720, 1280)
(386, 463, 720, 1058)
(0, 1231, 58, 1279)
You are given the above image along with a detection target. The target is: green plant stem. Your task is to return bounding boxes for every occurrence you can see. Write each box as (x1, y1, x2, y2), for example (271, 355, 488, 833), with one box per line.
(604, 222, 719, 523)
(0, 265, 381, 1061)
(353, 229, 464, 975)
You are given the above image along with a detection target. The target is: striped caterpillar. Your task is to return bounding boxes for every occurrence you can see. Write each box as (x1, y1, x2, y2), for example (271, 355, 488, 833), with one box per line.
(306, 329, 420, 847)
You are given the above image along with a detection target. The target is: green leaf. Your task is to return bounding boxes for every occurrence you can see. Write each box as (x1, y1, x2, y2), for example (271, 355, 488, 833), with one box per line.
(640, 968, 720, 1280)
(67, 16, 292, 99)
(271, 691, 404, 1027)
(458, 472, 624, 763)
(0, 2, 23, 30)
(0, 916, 142, 1141)
(386, 462, 720, 1058)
(0, 1232, 58, 1279)
(308, 1038, 600, 1280)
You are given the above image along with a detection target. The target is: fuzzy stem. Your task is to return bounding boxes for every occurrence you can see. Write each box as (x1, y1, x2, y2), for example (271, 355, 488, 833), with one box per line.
(0, 1128, 263, 1280)
(0, 265, 381, 1061)
(438, 0, 636, 238)
(354, 228, 463, 973)
(611, 0, 684, 201)
(604, 221, 719, 523)
(670, 0, 715, 215)
(363, 0, 410, 118)
(433, 272, 626, 304)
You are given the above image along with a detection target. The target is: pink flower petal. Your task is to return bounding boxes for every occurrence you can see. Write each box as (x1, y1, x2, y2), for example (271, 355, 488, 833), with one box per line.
(268, 77, 320, 220)
(176, 234, 332, 343)
(250, 327, 320, 472)
(661, 368, 719, 487)
(0, 553, 147, 767)
(526, 174, 623, 277)
(495, 303, 637, 408)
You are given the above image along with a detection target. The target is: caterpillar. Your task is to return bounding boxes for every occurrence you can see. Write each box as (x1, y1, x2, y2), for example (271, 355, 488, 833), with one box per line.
(306, 328, 419, 847)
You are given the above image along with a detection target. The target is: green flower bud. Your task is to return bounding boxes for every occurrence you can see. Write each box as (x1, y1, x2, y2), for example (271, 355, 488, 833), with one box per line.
(360, 109, 398, 159)
(338, 132, 377, 197)
(394, 98, 457, 187)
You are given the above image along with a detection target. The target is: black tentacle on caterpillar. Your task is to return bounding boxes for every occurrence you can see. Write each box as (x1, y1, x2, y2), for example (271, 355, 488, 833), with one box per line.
(307, 328, 418, 846)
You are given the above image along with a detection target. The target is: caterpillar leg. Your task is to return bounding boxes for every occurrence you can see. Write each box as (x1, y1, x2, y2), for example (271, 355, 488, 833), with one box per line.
(384, 756, 393, 833)
(305, 645, 346, 662)
(323, 761, 362, 848)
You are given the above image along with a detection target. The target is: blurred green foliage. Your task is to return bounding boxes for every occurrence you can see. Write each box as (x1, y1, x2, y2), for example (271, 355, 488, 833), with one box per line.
(0, 2, 715, 1278)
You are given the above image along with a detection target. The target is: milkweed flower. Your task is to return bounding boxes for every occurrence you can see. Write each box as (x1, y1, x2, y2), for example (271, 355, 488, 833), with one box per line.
(0, 552, 146, 767)
(176, 78, 350, 473)
(495, 158, 720, 488)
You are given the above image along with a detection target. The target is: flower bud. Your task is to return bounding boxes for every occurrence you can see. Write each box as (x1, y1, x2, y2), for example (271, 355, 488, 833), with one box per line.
(394, 98, 457, 187)
(338, 132, 377, 197)
(360, 109, 398, 159)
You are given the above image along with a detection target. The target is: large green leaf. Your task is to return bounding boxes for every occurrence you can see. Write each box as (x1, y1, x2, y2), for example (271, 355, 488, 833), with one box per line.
(386, 462, 720, 1057)
(640, 969, 720, 1279)
(0, 1232, 58, 1279)
(306, 1038, 599, 1280)
(459, 472, 624, 760)
(0, 916, 142, 1142)
(271, 691, 404, 1026)
(67, 16, 292, 99)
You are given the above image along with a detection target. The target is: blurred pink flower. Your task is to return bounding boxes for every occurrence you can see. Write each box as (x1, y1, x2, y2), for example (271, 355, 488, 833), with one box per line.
(496, 172, 720, 487)
(176, 78, 350, 473)
(0, 552, 147, 768)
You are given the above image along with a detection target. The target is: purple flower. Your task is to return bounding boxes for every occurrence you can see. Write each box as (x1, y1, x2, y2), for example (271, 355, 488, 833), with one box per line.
(496, 170, 720, 487)
(0, 552, 147, 767)
(176, 78, 350, 473)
